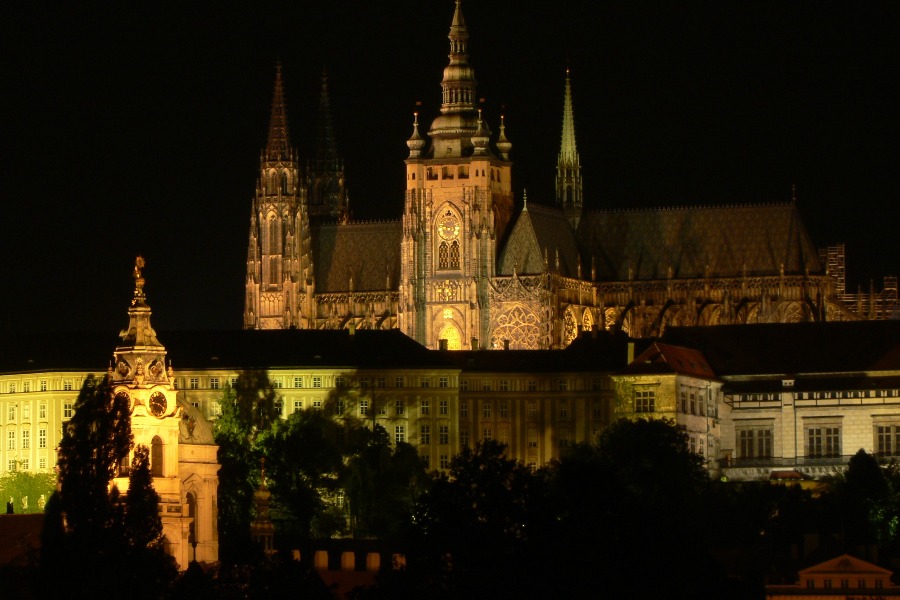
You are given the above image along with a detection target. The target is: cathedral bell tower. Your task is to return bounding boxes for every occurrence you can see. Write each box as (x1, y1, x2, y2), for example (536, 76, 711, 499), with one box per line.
(244, 64, 312, 329)
(399, 0, 514, 349)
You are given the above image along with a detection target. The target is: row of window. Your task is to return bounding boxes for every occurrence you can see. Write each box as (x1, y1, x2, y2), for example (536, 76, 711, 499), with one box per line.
(460, 379, 604, 392)
(737, 389, 900, 402)
(4, 402, 73, 422)
(6, 457, 49, 472)
(394, 424, 452, 446)
(735, 426, 843, 459)
(2, 380, 75, 393)
(4, 428, 48, 449)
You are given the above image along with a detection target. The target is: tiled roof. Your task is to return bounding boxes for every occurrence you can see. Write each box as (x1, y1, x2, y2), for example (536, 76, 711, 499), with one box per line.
(576, 203, 822, 280)
(0, 329, 453, 373)
(620, 342, 717, 379)
(498, 203, 580, 276)
(661, 321, 900, 376)
(312, 221, 401, 292)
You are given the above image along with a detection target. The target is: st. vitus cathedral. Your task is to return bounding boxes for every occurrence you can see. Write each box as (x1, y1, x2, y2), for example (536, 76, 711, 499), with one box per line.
(244, 1, 861, 350)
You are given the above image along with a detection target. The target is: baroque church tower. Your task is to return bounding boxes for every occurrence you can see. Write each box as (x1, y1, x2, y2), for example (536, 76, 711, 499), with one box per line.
(110, 257, 219, 567)
(556, 68, 582, 229)
(399, 1, 514, 349)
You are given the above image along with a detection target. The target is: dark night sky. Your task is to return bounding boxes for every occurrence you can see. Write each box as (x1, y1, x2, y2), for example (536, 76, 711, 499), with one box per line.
(1, 1, 897, 336)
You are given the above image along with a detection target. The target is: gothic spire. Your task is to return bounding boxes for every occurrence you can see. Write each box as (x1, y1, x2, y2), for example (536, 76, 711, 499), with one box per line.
(314, 66, 339, 171)
(266, 63, 291, 161)
(556, 67, 583, 229)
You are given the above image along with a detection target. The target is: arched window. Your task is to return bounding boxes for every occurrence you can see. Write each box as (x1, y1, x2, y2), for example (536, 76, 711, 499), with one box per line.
(187, 492, 198, 548)
(281, 172, 288, 194)
(449, 241, 460, 269)
(151, 435, 163, 477)
(439, 242, 449, 269)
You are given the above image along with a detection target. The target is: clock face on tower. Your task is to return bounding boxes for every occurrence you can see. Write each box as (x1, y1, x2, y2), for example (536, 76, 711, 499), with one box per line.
(438, 214, 460, 240)
(148, 392, 167, 417)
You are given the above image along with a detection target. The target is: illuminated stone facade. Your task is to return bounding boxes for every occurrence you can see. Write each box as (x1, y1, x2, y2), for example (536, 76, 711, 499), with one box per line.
(243, 2, 890, 349)
(614, 322, 900, 481)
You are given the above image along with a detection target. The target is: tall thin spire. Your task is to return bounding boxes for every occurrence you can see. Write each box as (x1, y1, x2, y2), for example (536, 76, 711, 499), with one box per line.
(556, 67, 583, 229)
(314, 67, 339, 171)
(266, 63, 291, 160)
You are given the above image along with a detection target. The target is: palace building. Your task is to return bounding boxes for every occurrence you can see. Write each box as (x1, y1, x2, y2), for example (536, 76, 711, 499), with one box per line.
(243, 1, 895, 349)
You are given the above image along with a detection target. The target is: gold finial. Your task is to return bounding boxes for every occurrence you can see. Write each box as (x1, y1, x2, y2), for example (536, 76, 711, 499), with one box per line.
(132, 256, 146, 303)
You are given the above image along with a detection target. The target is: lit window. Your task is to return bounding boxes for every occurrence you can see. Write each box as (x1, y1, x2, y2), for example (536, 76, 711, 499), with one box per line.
(39, 403, 47, 419)
(313, 376, 322, 389)
(7, 430, 14, 450)
(189, 378, 199, 390)
(635, 390, 655, 413)
(439, 400, 448, 415)
(63, 380, 73, 391)
(421, 400, 430, 416)
(294, 377, 303, 388)
(8, 459, 15, 471)
(40, 380, 47, 392)
(22, 430, 29, 449)
(360, 399, 369, 416)
(210, 377, 220, 390)
(395, 425, 405, 444)
(39, 428, 47, 449)
(808, 426, 841, 458)
(738, 427, 773, 459)
(39, 457, 46, 470)
(875, 424, 900, 456)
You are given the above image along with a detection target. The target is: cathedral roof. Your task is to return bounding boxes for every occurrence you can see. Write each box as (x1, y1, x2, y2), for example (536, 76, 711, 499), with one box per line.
(498, 203, 580, 277)
(311, 221, 402, 293)
(661, 320, 900, 376)
(576, 202, 822, 280)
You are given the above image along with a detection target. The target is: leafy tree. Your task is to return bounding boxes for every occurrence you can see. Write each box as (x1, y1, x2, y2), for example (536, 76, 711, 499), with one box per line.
(53, 374, 132, 537)
(0, 470, 55, 514)
(124, 444, 164, 549)
(830, 449, 898, 549)
(39, 374, 175, 598)
(261, 409, 346, 540)
(343, 425, 428, 540)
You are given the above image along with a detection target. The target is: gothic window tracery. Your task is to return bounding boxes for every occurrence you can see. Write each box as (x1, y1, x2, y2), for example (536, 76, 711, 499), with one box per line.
(449, 241, 460, 269)
(491, 304, 542, 349)
(582, 309, 594, 332)
(563, 307, 578, 345)
(439, 242, 449, 269)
